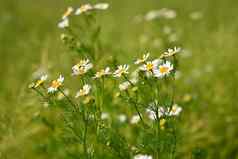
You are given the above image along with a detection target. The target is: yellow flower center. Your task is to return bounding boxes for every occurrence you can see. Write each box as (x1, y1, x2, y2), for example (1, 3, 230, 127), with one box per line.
(63, 8, 73, 18)
(51, 80, 61, 89)
(159, 66, 169, 73)
(34, 80, 43, 88)
(146, 63, 153, 71)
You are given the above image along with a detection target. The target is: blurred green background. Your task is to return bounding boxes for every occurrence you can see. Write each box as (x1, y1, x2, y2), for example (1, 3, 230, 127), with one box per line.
(0, 0, 238, 158)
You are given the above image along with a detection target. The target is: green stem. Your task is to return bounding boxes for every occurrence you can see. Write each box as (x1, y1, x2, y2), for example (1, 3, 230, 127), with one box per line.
(59, 88, 78, 112)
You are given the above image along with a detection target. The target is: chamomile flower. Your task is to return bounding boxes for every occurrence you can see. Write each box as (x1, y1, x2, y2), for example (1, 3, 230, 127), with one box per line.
(168, 104, 182, 116)
(72, 59, 93, 76)
(34, 74, 48, 88)
(113, 65, 129, 77)
(130, 115, 140, 124)
(75, 4, 93, 15)
(154, 61, 173, 78)
(119, 81, 130, 91)
(160, 107, 168, 117)
(146, 109, 156, 120)
(75, 84, 91, 98)
(134, 154, 153, 159)
(140, 59, 161, 72)
(48, 75, 64, 93)
(160, 47, 181, 58)
(93, 67, 111, 79)
(62, 7, 74, 19)
(134, 53, 150, 64)
(58, 18, 69, 29)
(93, 3, 109, 10)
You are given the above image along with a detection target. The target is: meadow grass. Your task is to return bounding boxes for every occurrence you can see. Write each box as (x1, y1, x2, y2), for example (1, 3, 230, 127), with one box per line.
(0, 0, 238, 158)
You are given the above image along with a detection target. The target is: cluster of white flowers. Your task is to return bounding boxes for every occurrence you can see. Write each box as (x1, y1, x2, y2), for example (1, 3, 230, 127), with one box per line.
(147, 104, 182, 120)
(58, 3, 109, 29)
(160, 46, 181, 58)
(135, 53, 174, 78)
(72, 59, 93, 76)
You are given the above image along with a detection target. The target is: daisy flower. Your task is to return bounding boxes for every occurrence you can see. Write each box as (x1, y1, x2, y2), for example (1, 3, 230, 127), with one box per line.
(34, 74, 48, 88)
(75, 4, 93, 15)
(75, 84, 91, 98)
(134, 53, 150, 64)
(168, 104, 182, 116)
(146, 109, 156, 120)
(134, 154, 153, 159)
(58, 18, 69, 29)
(140, 59, 161, 73)
(48, 75, 64, 93)
(160, 47, 181, 58)
(93, 67, 111, 79)
(154, 61, 173, 78)
(113, 65, 129, 77)
(72, 59, 93, 76)
(62, 7, 74, 19)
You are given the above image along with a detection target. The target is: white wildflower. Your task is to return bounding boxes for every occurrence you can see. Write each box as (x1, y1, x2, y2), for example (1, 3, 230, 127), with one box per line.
(154, 61, 173, 78)
(160, 47, 181, 58)
(93, 67, 111, 79)
(135, 53, 150, 64)
(58, 18, 69, 29)
(48, 75, 64, 93)
(146, 109, 156, 120)
(75, 84, 91, 98)
(113, 65, 129, 77)
(72, 59, 93, 76)
(140, 59, 161, 72)
(168, 104, 182, 116)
